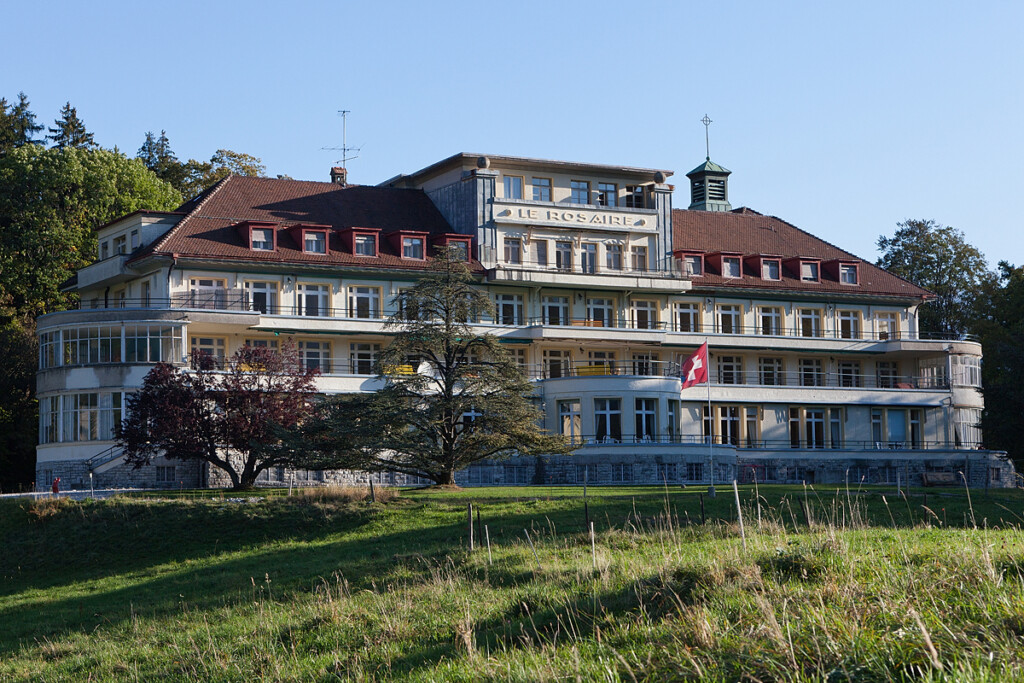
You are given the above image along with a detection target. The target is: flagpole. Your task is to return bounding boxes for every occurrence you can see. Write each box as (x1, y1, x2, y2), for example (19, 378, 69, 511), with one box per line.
(706, 337, 715, 498)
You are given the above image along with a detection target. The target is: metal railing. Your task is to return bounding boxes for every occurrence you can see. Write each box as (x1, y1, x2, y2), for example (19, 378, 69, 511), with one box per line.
(560, 434, 981, 451)
(709, 371, 949, 390)
(73, 297, 976, 345)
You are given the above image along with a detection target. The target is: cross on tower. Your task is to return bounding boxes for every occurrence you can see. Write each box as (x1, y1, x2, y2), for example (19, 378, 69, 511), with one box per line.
(701, 114, 713, 161)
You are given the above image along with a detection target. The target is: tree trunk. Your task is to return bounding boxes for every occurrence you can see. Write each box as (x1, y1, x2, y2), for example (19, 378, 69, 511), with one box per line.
(436, 469, 457, 486)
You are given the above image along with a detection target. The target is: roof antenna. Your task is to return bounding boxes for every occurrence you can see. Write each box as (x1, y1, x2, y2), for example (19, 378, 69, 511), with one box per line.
(701, 114, 713, 161)
(321, 110, 362, 168)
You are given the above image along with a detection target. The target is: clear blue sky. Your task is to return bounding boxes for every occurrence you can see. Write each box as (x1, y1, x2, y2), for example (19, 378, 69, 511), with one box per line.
(5, 0, 1022, 267)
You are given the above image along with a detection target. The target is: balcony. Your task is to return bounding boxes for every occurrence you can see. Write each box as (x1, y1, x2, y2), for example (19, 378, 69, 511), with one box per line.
(77, 254, 131, 289)
(486, 256, 688, 291)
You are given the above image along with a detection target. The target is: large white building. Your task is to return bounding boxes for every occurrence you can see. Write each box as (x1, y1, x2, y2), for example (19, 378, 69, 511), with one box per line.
(34, 153, 1015, 489)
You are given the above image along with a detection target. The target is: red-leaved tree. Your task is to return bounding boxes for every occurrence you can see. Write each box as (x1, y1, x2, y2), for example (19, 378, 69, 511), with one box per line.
(118, 342, 318, 489)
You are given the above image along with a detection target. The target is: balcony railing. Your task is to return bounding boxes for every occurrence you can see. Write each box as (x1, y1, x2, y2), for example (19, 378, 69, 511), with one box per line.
(72, 298, 974, 345)
(710, 371, 949, 390)
(561, 434, 979, 450)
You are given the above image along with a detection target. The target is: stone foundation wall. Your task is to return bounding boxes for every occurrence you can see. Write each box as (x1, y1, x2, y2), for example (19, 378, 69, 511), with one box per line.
(36, 459, 203, 492)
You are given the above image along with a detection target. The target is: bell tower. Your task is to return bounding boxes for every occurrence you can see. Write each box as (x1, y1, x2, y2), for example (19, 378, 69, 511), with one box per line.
(687, 114, 732, 212)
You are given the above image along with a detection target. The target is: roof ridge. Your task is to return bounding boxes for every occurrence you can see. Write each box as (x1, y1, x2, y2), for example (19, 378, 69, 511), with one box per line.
(148, 174, 235, 256)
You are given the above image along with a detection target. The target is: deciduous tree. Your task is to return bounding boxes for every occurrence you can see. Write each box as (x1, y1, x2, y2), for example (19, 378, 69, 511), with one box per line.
(288, 248, 573, 485)
(876, 219, 994, 336)
(119, 344, 319, 490)
(179, 148, 266, 199)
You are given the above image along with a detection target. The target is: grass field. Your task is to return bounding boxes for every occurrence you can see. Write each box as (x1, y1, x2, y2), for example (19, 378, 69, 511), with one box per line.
(1, 484, 1023, 681)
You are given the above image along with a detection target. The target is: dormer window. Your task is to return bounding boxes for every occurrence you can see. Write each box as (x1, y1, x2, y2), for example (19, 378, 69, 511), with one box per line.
(682, 254, 703, 276)
(840, 264, 858, 285)
(800, 262, 820, 282)
(304, 231, 327, 254)
(403, 237, 424, 259)
(251, 228, 274, 251)
(723, 257, 741, 278)
(762, 259, 781, 280)
(354, 234, 376, 257)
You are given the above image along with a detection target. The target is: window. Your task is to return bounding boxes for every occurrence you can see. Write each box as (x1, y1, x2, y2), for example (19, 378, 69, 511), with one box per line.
(624, 185, 644, 208)
(244, 338, 279, 350)
(838, 361, 861, 387)
(722, 257, 741, 278)
(718, 304, 741, 334)
(503, 175, 523, 199)
(686, 462, 704, 482)
(611, 463, 632, 483)
(759, 357, 783, 386)
(632, 352, 658, 376)
(570, 180, 590, 204)
(100, 241, 109, 260)
(587, 298, 614, 327)
(354, 234, 376, 256)
(531, 177, 551, 201)
(799, 358, 824, 387)
(762, 259, 780, 280)
(245, 281, 279, 314)
(349, 342, 379, 375)
(718, 356, 743, 385)
(510, 347, 528, 373)
(876, 361, 898, 388)
(130, 229, 140, 250)
(39, 396, 59, 444)
(251, 228, 274, 250)
(61, 326, 122, 365)
(596, 182, 617, 207)
(503, 238, 522, 265)
(534, 240, 548, 267)
(800, 262, 820, 282)
(791, 407, 803, 448)
(187, 278, 227, 309)
(605, 244, 623, 270)
(142, 280, 151, 307)
(631, 300, 658, 330)
(125, 325, 183, 364)
(581, 243, 597, 274)
(348, 286, 381, 319)
(588, 350, 616, 374)
(297, 284, 329, 317)
(304, 231, 327, 254)
(798, 308, 822, 337)
(759, 306, 782, 335)
(594, 398, 622, 443)
(631, 246, 648, 272)
(910, 409, 922, 449)
(876, 312, 899, 340)
(114, 235, 127, 254)
(58, 392, 123, 442)
(840, 264, 858, 285)
(830, 411, 843, 449)
(919, 357, 949, 389)
(719, 406, 740, 446)
(838, 310, 860, 339)
(449, 241, 469, 261)
(543, 349, 571, 378)
(558, 400, 582, 443)
(805, 409, 826, 449)
(951, 356, 981, 387)
(156, 466, 176, 484)
(299, 341, 330, 373)
(555, 241, 573, 271)
(402, 237, 424, 259)
(745, 407, 760, 448)
(667, 400, 679, 441)
(495, 294, 524, 325)
(954, 408, 982, 448)
(542, 296, 569, 326)
(674, 302, 700, 332)
(658, 463, 677, 482)
(190, 336, 226, 367)
(682, 254, 703, 276)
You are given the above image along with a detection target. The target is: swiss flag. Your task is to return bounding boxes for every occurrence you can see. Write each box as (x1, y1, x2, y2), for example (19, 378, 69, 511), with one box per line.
(680, 342, 708, 391)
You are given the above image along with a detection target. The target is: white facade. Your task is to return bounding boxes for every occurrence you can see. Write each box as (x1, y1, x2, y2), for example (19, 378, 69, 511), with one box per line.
(34, 154, 1013, 490)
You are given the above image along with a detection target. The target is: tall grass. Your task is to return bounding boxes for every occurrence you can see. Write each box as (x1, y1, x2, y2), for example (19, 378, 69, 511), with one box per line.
(0, 486, 1022, 681)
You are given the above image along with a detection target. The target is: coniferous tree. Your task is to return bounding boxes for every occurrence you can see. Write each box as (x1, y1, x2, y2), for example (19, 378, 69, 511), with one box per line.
(137, 130, 187, 191)
(46, 102, 96, 149)
(287, 247, 575, 485)
(0, 92, 43, 153)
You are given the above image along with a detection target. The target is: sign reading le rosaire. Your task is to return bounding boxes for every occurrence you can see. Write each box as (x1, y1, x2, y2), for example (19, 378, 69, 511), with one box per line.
(497, 206, 650, 229)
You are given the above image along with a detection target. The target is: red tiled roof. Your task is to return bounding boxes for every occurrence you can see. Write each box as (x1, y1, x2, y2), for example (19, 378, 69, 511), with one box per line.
(673, 208, 931, 299)
(136, 175, 472, 271)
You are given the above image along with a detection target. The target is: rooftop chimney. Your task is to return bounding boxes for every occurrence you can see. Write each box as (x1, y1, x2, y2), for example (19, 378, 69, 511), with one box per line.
(330, 167, 348, 186)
